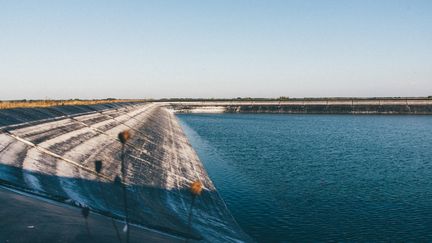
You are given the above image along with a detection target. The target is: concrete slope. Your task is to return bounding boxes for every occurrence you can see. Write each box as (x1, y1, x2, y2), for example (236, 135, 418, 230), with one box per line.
(0, 103, 252, 242)
(167, 99, 432, 114)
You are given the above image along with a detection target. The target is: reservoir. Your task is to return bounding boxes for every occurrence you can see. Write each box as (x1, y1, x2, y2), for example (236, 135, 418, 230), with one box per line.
(178, 114, 432, 242)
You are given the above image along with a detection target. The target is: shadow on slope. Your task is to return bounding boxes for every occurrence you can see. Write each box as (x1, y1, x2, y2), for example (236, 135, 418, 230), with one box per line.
(0, 163, 211, 241)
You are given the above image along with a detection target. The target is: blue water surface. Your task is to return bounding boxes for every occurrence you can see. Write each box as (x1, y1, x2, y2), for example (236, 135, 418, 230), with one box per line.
(177, 114, 432, 242)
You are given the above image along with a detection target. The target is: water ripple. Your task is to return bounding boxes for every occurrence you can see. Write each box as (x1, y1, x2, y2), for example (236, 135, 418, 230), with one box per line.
(179, 114, 432, 242)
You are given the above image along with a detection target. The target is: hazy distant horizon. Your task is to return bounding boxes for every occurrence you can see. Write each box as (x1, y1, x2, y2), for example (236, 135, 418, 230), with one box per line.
(1, 1, 431, 99)
(3, 95, 432, 101)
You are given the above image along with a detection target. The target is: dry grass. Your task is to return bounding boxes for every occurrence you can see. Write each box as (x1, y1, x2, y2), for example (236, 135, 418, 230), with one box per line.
(0, 99, 146, 110)
(190, 181, 203, 196)
(118, 130, 132, 243)
(118, 130, 131, 144)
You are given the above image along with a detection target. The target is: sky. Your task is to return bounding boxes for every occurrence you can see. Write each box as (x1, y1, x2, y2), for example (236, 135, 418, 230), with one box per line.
(0, 0, 431, 99)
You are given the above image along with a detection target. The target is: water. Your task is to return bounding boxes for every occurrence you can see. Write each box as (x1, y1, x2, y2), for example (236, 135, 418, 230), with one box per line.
(177, 114, 432, 242)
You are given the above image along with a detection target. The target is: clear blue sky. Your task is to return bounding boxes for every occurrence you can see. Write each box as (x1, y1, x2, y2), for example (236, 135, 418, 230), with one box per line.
(1, 0, 431, 99)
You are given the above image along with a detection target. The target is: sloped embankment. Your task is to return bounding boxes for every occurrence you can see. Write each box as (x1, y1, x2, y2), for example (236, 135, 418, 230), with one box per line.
(169, 99, 432, 114)
(0, 102, 251, 242)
